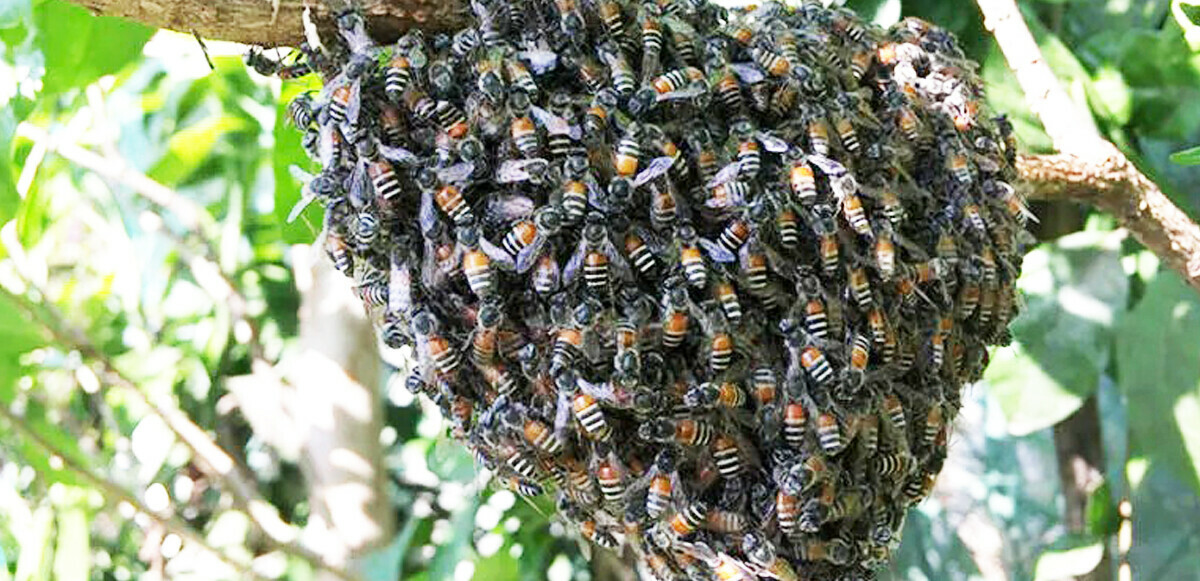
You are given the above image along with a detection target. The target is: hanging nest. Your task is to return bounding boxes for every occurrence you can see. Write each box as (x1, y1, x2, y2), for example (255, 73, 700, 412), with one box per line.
(252, 0, 1029, 578)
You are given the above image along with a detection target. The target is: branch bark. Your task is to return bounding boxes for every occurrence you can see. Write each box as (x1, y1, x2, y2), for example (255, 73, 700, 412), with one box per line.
(976, 0, 1200, 297)
(65, 0, 469, 46)
(1018, 151, 1200, 293)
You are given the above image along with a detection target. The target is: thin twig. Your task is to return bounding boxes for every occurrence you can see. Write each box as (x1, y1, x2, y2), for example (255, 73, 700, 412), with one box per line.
(0, 287, 356, 581)
(16, 122, 269, 362)
(0, 404, 268, 580)
(975, 0, 1200, 295)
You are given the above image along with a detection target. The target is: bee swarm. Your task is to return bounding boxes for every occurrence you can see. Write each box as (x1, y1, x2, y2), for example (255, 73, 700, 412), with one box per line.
(257, 1, 1027, 578)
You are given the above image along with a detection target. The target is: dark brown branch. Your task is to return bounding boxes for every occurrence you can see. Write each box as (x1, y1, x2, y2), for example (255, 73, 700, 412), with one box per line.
(65, 0, 469, 46)
(1019, 151, 1200, 294)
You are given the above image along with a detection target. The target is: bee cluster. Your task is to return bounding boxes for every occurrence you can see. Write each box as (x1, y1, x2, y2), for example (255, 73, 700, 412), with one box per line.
(255, 0, 1027, 578)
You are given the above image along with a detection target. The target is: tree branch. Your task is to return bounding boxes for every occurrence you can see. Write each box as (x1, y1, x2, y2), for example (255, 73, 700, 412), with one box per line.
(976, 0, 1200, 296)
(0, 404, 268, 580)
(64, 0, 469, 46)
(1018, 151, 1200, 292)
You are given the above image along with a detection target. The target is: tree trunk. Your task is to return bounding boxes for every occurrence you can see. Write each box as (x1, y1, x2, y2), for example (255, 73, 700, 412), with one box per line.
(64, 0, 468, 46)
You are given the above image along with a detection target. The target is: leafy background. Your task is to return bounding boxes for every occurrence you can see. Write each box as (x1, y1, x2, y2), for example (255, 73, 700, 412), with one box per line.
(1, 0, 1199, 579)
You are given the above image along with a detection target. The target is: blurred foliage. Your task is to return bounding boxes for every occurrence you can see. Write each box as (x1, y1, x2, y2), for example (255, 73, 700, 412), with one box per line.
(0, 0, 1198, 580)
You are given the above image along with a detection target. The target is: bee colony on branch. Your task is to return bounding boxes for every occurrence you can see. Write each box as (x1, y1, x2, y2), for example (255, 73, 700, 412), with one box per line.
(248, 0, 1028, 577)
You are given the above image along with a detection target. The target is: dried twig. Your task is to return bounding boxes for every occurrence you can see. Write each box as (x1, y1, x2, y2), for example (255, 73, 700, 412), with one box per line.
(976, 0, 1200, 295)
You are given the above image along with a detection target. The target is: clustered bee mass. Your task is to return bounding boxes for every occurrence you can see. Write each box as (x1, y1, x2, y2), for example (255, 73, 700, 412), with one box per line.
(249, 0, 1029, 577)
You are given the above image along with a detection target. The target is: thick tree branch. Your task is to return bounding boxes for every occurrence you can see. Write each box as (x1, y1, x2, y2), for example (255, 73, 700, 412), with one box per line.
(65, 0, 469, 46)
(1019, 151, 1200, 293)
(976, 0, 1200, 296)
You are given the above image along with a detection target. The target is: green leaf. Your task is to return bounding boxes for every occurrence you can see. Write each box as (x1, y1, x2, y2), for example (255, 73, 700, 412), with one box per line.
(32, 0, 154, 95)
(1174, 0, 1200, 50)
(274, 81, 323, 244)
(1170, 145, 1200, 165)
(1085, 480, 1119, 538)
(0, 291, 46, 403)
(0, 108, 20, 227)
(985, 231, 1128, 435)
(1033, 538, 1105, 581)
(846, 0, 901, 27)
(1117, 270, 1200, 494)
(147, 114, 252, 187)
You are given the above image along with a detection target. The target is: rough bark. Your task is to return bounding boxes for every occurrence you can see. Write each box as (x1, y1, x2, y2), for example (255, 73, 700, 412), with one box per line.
(1019, 151, 1200, 294)
(64, 0, 469, 46)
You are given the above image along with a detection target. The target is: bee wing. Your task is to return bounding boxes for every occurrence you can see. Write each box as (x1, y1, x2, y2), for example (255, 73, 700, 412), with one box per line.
(706, 161, 743, 189)
(755, 131, 791, 153)
(436, 162, 476, 185)
(288, 164, 316, 184)
(807, 153, 846, 177)
(497, 158, 549, 183)
(318, 125, 338, 167)
(348, 162, 371, 208)
(655, 86, 706, 102)
(830, 173, 859, 200)
(287, 189, 318, 223)
(517, 49, 558, 74)
(480, 235, 517, 271)
(486, 194, 536, 221)
(586, 178, 609, 212)
(562, 239, 587, 285)
(531, 105, 570, 134)
(699, 238, 737, 263)
(419, 189, 439, 234)
(603, 240, 634, 282)
(633, 156, 675, 188)
(730, 62, 765, 84)
(553, 389, 573, 437)
(346, 79, 362, 126)
(514, 235, 548, 274)
(421, 239, 447, 288)
(379, 143, 420, 166)
(577, 377, 618, 403)
(388, 256, 413, 314)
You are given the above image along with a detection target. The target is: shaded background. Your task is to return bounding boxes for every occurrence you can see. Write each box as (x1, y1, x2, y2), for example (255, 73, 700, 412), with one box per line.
(1, 0, 1200, 579)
